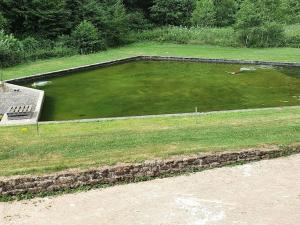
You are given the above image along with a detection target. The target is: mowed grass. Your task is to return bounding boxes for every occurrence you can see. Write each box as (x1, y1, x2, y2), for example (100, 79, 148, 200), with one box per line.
(3, 42, 300, 80)
(0, 107, 299, 176)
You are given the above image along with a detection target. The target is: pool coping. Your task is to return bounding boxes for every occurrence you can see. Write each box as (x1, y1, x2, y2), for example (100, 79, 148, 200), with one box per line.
(0, 83, 44, 126)
(2, 56, 300, 126)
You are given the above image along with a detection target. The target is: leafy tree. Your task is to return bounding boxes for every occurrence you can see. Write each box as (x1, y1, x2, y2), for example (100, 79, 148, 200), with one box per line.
(0, 0, 71, 38)
(124, 0, 153, 17)
(191, 0, 216, 27)
(81, 0, 129, 46)
(71, 20, 105, 54)
(127, 10, 152, 31)
(192, 0, 237, 27)
(280, 0, 300, 24)
(0, 12, 8, 31)
(214, 0, 238, 27)
(235, 0, 284, 47)
(150, 0, 196, 26)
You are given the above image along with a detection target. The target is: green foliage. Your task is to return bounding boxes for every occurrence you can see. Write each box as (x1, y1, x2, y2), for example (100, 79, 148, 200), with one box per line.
(132, 26, 237, 46)
(0, 12, 8, 31)
(81, 0, 129, 46)
(0, 0, 71, 38)
(127, 10, 153, 31)
(236, 22, 285, 47)
(192, 0, 216, 27)
(214, 0, 238, 26)
(192, 0, 237, 27)
(235, 0, 285, 47)
(280, 0, 300, 24)
(0, 30, 23, 67)
(150, 0, 196, 26)
(22, 37, 40, 54)
(71, 20, 105, 54)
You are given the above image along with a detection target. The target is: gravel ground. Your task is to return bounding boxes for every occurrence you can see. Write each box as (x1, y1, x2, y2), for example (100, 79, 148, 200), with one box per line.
(1, 154, 300, 225)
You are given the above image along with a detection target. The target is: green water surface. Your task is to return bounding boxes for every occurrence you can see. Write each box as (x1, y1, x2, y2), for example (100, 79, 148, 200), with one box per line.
(29, 61, 300, 121)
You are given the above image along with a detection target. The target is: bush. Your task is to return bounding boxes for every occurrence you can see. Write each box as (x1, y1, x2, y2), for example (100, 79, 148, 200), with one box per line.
(71, 20, 105, 54)
(286, 35, 300, 48)
(22, 37, 40, 54)
(0, 30, 23, 67)
(127, 10, 153, 31)
(236, 23, 285, 48)
(235, 0, 285, 47)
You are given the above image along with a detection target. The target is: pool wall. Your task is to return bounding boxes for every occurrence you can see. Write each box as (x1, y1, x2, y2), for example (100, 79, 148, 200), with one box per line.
(7, 56, 300, 85)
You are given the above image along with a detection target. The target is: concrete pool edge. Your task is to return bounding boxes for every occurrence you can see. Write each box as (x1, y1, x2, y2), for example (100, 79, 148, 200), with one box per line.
(6, 55, 300, 84)
(0, 83, 44, 126)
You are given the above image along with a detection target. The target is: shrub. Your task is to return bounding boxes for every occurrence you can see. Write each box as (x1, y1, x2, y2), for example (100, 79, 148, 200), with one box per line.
(22, 37, 40, 54)
(235, 0, 285, 47)
(236, 23, 285, 48)
(71, 20, 105, 54)
(286, 35, 300, 48)
(127, 10, 152, 31)
(0, 30, 23, 67)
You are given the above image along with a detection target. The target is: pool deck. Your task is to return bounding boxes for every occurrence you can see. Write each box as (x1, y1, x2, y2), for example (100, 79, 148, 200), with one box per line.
(0, 83, 44, 126)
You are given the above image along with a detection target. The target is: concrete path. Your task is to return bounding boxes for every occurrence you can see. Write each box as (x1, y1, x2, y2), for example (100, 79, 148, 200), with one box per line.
(1, 154, 300, 225)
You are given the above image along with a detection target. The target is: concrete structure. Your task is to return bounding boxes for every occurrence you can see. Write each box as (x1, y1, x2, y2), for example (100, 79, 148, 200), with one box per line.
(0, 83, 44, 126)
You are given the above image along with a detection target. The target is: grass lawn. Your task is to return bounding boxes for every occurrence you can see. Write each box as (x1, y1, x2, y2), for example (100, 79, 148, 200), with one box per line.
(3, 42, 300, 80)
(0, 107, 299, 176)
(1, 42, 300, 177)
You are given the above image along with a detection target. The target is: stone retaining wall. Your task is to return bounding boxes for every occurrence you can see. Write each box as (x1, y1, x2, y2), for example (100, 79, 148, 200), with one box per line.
(1, 146, 299, 198)
(8, 56, 300, 84)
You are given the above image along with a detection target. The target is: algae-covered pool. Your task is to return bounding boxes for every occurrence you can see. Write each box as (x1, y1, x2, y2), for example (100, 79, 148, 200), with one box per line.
(29, 60, 300, 121)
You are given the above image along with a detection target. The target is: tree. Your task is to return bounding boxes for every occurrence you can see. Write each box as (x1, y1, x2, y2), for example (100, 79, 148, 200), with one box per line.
(192, 0, 237, 27)
(81, 0, 129, 46)
(0, 0, 71, 38)
(280, 0, 300, 24)
(191, 0, 216, 27)
(0, 12, 8, 31)
(235, 0, 284, 47)
(71, 20, 105, 54)
(214, 0, 238, 27)
(150, 0, 196, 26)
(124, 0, 153, 17)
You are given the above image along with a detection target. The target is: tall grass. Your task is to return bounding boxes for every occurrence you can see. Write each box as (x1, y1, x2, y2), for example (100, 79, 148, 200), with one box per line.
(284, 24, 300, 48)
(285, 24, 300, 36)
(131, 25, 300, 48)
(131, 26, 238, 47)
